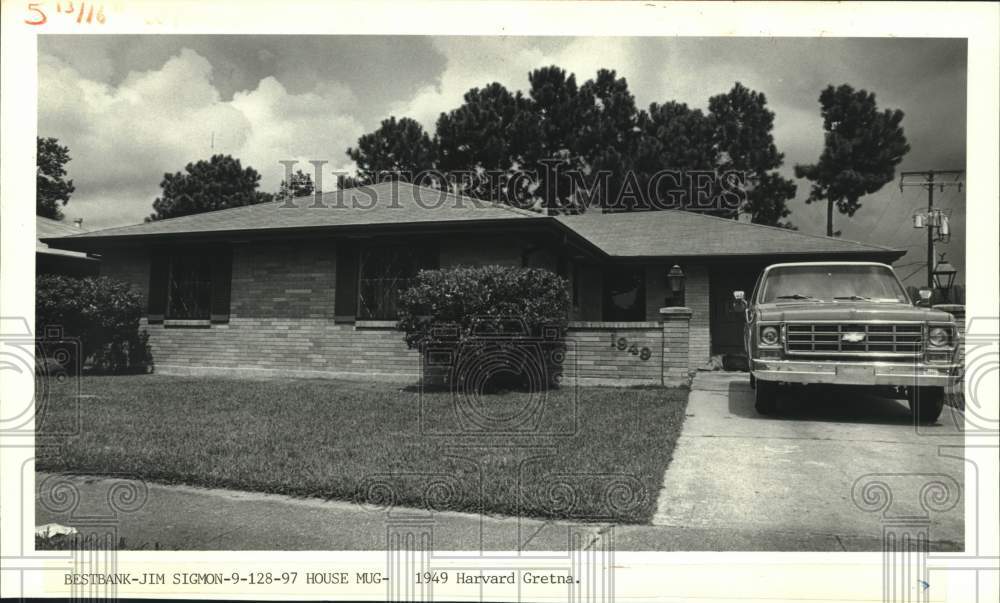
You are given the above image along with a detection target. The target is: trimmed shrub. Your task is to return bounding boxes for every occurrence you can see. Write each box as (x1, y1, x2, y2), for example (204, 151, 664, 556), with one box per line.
(397, 266, 571, 390)
(36, 275, 152, 374)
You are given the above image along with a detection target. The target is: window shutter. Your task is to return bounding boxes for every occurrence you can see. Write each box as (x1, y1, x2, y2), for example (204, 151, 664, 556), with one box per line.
(210, 246, 233, 323)
(147, 250, 168, 324)
(334, 241, 359, 322)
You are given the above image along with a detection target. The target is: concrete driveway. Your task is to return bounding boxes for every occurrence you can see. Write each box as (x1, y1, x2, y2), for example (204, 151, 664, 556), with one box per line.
(652, 372, 965, 551)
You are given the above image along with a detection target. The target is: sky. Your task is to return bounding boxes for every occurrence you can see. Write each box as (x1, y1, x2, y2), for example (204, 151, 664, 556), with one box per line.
(37, 35, 967, 286)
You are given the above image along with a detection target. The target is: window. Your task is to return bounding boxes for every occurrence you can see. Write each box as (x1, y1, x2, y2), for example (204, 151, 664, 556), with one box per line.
(603, 267, 645, 321)
(760, 264, 908, 303)
(166, 253, 212, 319)
(149, 246, 231, 324)
(357, 245, 436, 320)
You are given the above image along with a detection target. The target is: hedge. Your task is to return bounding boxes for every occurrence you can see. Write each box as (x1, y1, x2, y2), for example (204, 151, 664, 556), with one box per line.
(397, 266, 571, 390)
(36, 275, 151, 374)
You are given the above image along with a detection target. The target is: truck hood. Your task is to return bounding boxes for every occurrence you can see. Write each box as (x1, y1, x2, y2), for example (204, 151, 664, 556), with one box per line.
(755, 301, 955, 323)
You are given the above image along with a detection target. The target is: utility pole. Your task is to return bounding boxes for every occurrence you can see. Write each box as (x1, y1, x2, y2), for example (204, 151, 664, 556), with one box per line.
(900, 169, 963, 289)
(926, 171, 934, 289)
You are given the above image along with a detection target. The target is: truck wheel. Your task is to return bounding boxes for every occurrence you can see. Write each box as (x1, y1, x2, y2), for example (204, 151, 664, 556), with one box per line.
(908, 386, 945, 424)
(755, 380, 778, 415)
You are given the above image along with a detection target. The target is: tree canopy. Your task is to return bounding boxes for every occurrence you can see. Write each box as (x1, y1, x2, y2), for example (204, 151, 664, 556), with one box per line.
(708, 83, 797, 227)
(147, 154, 271, 221)
(347, 116, 437, 183)
(37, 137, 76, 220)
(277, 169, 315, 201)
(795, 84, 910, 236)
(345, 67, 799, 225)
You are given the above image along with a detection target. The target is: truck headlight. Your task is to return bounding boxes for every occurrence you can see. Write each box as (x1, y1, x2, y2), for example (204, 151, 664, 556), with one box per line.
(928, 326, 952, 347)
(760, 326, 780, 346)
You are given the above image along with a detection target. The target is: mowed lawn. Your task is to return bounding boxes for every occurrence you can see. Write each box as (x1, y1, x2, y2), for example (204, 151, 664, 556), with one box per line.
(37, 375, 688, 523)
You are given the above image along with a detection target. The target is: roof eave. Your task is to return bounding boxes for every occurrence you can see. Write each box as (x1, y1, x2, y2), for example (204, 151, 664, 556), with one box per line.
(42, 216, 905, 265)
(41, 217, 613, 262)
(600, 248, 907, 263)
(36, 249, 100, 261)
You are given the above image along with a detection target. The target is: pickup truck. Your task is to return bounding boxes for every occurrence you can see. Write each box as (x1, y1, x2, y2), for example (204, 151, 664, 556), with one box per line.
(734, 262, 959, 423)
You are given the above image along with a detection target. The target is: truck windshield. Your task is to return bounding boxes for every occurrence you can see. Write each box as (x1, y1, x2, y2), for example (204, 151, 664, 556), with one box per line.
(760, 265, 908, 303)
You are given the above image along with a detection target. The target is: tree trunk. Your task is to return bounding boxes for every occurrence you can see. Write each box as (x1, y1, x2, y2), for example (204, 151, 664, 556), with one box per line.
(826, 198, 834, 236)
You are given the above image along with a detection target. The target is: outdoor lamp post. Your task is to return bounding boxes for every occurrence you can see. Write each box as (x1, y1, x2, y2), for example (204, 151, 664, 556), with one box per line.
(932, 254, 957, 302)
(667, 264, 685, 306)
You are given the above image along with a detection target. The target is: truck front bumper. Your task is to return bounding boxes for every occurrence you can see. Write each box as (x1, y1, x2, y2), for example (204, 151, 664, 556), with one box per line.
(752, 359, 959, 387)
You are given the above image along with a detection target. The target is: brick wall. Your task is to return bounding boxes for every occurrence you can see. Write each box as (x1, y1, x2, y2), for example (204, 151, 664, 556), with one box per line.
(146, 318, 420, 381)
(100, 250, 149, 304)
(99, 240, 698, 385)
(661, 308, 693, 383)
(642, 263, 710, 369)
(102, 240, 420, 380)
(232, 240, 336, 319)
(685, 265, 712, 369)
(564, 322, 663, 386)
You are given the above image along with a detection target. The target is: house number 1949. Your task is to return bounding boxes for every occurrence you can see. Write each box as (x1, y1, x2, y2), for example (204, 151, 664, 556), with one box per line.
(611, 335, 652, 361)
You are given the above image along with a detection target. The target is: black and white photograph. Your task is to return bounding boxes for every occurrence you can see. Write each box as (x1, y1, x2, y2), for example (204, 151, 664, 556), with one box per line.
(2, 1, 998, 602)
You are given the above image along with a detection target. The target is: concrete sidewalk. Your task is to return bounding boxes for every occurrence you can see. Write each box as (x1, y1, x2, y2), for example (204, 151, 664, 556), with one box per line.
(652, 372, 964, 550)
(36, 472, 893, 551)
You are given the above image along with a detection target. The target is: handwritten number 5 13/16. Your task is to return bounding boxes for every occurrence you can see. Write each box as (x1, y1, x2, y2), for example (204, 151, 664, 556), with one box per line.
(25, 2, 107, 26)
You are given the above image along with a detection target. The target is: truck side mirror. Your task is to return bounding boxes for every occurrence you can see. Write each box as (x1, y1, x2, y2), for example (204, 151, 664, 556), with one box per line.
(915, 288, 933, 307)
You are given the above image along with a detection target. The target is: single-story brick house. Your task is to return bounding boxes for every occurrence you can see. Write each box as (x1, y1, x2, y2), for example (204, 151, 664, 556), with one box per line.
(42, 181, 904, 385)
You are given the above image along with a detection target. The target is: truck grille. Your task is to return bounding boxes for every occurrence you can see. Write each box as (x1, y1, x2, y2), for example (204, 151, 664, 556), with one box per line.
(785, 323, 923, 357)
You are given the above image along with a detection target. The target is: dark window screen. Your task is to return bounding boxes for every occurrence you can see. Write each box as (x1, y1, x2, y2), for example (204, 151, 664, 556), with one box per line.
(358, 245, 436, 320)
(167, 254, 212, 319)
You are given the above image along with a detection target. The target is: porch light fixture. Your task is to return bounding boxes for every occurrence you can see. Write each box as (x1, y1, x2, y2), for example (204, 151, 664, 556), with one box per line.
(932, 254, 957, 297)
(667, 264, 685, 306)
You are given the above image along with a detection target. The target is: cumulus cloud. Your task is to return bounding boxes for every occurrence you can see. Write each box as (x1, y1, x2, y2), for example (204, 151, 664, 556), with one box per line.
(38, 48, 363, 228)
(228, 77, 360, 183)
(389, 37, 659, 129)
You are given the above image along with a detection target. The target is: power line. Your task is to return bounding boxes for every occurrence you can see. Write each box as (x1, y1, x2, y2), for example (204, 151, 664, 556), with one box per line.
(901, 264, 928, 283)
(881, 187, 927, 252)
(857, 185, 903, 242)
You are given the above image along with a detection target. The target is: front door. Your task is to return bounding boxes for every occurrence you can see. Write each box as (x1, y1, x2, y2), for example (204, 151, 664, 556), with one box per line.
(710, 266, 761, 357)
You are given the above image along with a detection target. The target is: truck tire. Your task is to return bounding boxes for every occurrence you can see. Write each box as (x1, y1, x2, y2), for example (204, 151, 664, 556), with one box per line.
(755, 380, 778, 415)
(908, 386, 945, 424)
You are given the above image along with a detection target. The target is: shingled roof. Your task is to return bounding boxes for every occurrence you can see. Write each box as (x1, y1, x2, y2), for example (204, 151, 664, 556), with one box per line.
(556, 210, 904, 260)
(46, 181, 542, 243)
(42, 182, 904, 261)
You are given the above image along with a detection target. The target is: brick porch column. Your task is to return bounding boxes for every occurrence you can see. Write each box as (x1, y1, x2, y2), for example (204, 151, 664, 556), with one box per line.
(660, 307, 692, 386)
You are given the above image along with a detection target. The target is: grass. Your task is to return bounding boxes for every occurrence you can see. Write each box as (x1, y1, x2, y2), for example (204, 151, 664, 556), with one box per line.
(37, 375, 688, 524)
